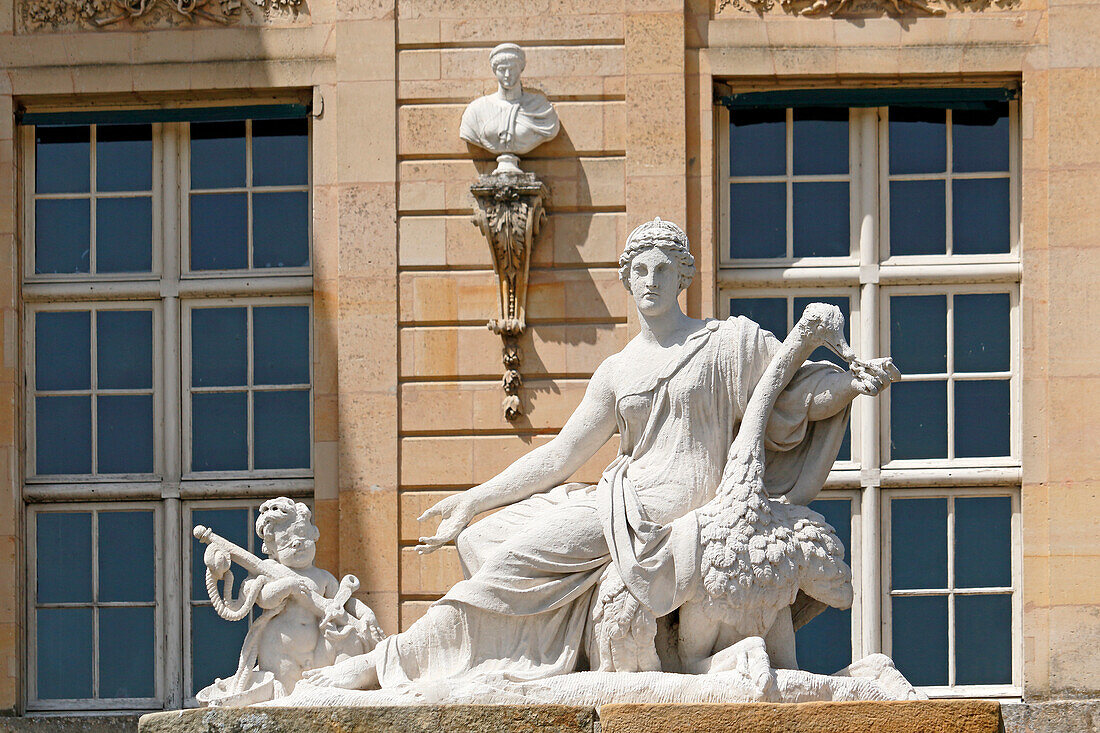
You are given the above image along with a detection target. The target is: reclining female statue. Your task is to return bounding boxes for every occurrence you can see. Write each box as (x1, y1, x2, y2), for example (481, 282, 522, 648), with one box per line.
(304, 218, 897, 693)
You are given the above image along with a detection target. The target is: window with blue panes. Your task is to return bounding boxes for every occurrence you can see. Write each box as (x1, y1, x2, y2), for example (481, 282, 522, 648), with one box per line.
(22, 107, 313, 711)
(719, 92, 1020, 694)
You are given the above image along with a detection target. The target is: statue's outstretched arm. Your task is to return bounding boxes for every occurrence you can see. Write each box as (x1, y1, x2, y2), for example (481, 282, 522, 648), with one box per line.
(415, 359, 619, 553)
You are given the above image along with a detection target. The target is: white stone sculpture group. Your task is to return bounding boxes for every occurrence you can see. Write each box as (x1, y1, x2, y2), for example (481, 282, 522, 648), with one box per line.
(193, 44, 917, 708)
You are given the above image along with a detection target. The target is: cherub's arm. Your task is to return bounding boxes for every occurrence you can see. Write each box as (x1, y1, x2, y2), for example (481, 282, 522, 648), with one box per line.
(256, 573, 310, 609)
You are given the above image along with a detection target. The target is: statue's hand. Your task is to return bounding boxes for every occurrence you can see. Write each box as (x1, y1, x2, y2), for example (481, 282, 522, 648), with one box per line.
(415, 493, 478, 555)
(850, 357, 901, 396)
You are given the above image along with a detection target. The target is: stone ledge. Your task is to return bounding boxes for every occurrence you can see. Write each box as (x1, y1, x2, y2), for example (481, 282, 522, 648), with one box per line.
(598, 701, 1004, 733)
(138, 705, 597, 733)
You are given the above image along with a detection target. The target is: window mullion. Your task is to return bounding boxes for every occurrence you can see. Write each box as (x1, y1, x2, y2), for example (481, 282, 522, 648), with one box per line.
(161, 122, 184, 710)
(947, 496, 956, 687)
(854, 107, 882, 657)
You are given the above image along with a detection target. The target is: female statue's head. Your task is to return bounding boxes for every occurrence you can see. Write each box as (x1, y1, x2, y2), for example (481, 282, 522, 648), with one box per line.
(618, 217, 696, 316)
(489, 43, 526, 91)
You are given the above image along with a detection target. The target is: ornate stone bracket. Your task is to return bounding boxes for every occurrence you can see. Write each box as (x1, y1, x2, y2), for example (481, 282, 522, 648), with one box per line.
(470, 172, 548, 421)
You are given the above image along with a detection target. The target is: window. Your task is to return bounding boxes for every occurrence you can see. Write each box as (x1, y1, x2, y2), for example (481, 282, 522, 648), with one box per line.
(719, 90, 1021, 696)
(21, 107, 313, 711)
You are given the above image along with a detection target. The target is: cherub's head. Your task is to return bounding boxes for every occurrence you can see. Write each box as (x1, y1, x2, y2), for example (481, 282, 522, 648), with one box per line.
(256, 497, 319, 569)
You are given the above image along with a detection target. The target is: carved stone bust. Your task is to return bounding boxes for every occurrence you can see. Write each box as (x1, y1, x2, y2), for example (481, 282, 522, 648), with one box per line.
(460, 43, 560, 174)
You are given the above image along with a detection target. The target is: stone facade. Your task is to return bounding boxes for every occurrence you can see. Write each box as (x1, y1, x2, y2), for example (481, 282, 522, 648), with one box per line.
(0, 0, 1097, 724)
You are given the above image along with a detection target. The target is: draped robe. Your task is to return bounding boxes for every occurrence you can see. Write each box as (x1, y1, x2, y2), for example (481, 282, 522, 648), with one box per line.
(370, 316, 850, 687)
(459, 90, 560, 156)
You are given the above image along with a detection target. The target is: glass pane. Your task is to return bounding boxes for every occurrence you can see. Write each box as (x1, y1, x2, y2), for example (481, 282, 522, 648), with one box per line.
(254, 306, 309, 385)
(191, 508, 251, 600)
(254, 390, 310, 470)
(890, 295, 946, 374)
(889, 107, 946, 175)
(889, 180, 946, 256)
(191, 605, 249, 696)
(190, 193, 247, 271)
(955, 380, 1010, 458)
(99, 510, 155, 602)
(890, 381, 948, 460)
(730, 182, 785, 259)
(99, 607, 155, 698)
(891, 497, 948, 590)
(955, 496, 1012, 589)
(794, 296, 850, 367)
(36, 395, 92, 475)
(96, 197, 153, 273)
(799, 493, 852, 681)
(36, 511, 92, 603)
(35, 126, 90, 194)
(729, 109, 785, 177)
(252, 118, 308, 187)
(192, 307, 247, 387)
(190, 121, 246, 189)
(955, 594, 1012, 685)
(36, 310, 91, 391)
(98, 310, 153, 390)
(253, 191, 309, 268)
(953, 104, 1010, 173)
(793, 108, 848, 175)
(37, 607, 93, 699)
(192, 392, 247, 471)
(953, 178, 1010, 255)
(795, 606, 851, 675)
(793, 182, 848, 258)
(35, 198, 90, 274)
(893, 493, 946, 589)
(891, 595, 948, 686)
(729, 297, 786, 340)
(954, 293, 1010, 373)
(97, 395, 154, 473)
(96, 124, 153, 192)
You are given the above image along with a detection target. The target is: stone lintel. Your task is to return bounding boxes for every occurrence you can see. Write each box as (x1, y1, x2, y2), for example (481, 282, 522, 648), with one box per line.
(138, 705, 596, 733)
(599, 700, 1004, 733)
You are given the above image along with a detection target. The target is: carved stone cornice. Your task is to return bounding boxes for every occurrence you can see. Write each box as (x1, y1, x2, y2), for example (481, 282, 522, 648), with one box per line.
(19, 0, 302, 31)
(470, 172, 548, 422)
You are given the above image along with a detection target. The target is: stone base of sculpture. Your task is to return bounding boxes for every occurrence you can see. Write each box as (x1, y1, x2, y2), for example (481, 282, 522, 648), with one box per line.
(139, 700, 1003, 733)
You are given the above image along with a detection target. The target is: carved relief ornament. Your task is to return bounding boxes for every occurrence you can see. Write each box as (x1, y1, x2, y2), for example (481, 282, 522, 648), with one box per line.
(21, 0, 301, 31)
(716, 0, 1017, 15)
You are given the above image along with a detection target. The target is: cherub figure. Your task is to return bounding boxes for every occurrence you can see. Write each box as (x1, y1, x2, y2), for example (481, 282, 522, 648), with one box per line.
(195, 497, 384, 705)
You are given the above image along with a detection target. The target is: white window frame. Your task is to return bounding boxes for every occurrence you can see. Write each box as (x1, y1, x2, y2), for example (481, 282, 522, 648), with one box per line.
(26, 501, 164, 711)
(20, 108, 315, 712)
(181, 296, 315, 480)
(717, 98, 1022, 698)
(21, 123, 166, 283)
(180, 119, 312, 279)
(881, 486, 1023, 697)
(24, 301, 165, 484)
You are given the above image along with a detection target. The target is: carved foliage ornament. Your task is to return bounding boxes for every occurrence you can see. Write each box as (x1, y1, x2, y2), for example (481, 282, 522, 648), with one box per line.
(21, 0, 300, 31)
(716, 0, 1017, 14)
(470, 172, 548, 421)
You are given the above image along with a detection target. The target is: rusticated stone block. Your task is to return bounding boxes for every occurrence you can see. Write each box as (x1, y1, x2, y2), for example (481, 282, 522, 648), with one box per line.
(599, 701, 1003, 733)
(139, 705, 596, 733)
